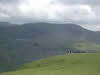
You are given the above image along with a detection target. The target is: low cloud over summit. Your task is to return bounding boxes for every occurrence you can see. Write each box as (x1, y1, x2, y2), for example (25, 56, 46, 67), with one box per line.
(0, 0, 100, 31)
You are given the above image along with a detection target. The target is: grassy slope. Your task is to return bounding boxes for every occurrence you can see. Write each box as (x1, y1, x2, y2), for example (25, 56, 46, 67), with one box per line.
(1, 53, 100, 75)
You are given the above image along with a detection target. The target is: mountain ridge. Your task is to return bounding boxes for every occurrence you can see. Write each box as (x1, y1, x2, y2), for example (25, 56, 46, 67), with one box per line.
(0, 22, 98, 32)
(0, 22, 100, 72)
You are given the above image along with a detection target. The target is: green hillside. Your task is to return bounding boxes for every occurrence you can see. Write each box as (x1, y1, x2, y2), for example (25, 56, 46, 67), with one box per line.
(1, 22, 100, 72)
(1, 53, 100, 75)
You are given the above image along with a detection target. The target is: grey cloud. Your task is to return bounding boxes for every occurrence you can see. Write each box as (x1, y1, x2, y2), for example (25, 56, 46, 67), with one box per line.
(0, 0, 19, 3)
(0, 0, 100, 31)
(57, 0, 100, 6)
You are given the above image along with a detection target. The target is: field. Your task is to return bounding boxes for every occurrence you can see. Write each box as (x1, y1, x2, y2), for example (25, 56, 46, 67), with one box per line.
(0, 53, 100, 75)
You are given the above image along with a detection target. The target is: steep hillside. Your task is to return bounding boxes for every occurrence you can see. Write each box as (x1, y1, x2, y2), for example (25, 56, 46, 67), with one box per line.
(0, 53, 100, 75)
(0, 22, 100, 72)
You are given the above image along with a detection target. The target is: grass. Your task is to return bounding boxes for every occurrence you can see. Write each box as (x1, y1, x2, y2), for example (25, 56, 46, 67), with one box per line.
(74, 42, 100, 52)
(0, 53, 100, 75)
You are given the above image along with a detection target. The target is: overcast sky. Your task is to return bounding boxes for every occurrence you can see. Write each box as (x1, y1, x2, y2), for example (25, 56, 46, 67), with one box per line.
(0, 0, 100, 31)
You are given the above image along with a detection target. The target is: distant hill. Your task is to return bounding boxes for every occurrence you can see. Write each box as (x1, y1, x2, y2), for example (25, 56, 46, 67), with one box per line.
(0, 22, 17, 27)
(0, 53, 100, 75)
(0, 22, 100, 72)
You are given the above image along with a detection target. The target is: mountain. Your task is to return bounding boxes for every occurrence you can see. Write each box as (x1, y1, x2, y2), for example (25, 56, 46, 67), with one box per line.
(0, 22, 17, 27)
(0, 53, 100, 75)
(0, 22, 100, 72)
